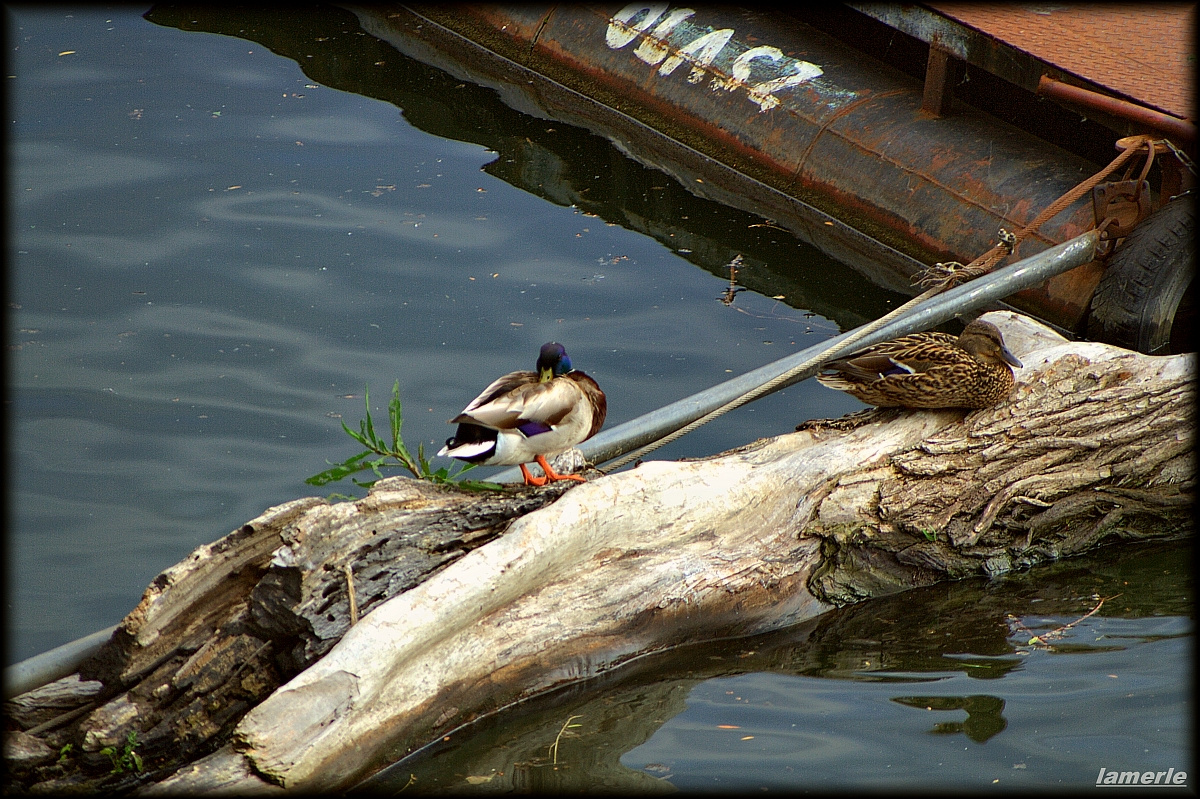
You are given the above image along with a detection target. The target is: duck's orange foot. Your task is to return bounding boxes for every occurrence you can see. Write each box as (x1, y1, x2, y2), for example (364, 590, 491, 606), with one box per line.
(519, 462, 549, 486)
(519, 455, 588, 486)
(547, 472, 587, 483)
(536, 454, 587, 483)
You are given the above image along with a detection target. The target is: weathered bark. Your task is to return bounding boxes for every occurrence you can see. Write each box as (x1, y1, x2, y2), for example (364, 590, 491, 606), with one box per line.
(809, 327, 1194, 604)
(3, 311, 1192, 794)
(354, 541, 1189, 794)
(6, 483, 571, 794)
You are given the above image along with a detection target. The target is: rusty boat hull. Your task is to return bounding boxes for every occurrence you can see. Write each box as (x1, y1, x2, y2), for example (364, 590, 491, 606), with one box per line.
(350, 4, 1152, 334)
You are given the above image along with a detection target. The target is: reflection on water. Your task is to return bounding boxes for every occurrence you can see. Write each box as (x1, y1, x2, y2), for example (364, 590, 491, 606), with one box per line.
(9, 6, 1191, 793)
(143, 3, 902, 330)
(361, 539, 1190, 793)
(891, 695, 1007, 743)
(10, 4, 877, 663)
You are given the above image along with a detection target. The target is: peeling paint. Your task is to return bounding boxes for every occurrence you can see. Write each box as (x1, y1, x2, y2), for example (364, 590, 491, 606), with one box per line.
(607, 4, 824, 112)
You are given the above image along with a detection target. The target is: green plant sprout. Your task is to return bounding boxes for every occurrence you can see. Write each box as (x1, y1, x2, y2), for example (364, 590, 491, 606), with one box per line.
(307, 381, 502, 491)
(99, 731, 143, 775)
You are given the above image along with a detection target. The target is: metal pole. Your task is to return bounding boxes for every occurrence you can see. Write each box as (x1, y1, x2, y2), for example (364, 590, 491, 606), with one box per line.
(1037, 75, 1195, 146)
(5, 231, 1097, 698)
(4, 625, 117, 700)
(489, 231, 1098, 482)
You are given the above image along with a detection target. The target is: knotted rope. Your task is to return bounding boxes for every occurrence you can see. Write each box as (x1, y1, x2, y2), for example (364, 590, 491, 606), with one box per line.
(598, 135, 1161, 473)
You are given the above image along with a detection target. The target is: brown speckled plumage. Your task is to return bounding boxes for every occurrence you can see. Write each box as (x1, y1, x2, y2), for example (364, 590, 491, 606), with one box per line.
(816, 320, 1022, 409)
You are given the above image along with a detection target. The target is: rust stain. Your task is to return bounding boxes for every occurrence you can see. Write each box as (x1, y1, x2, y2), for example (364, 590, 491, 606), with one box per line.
(400, 4, 1110, 329)
(791, 88, 908, 176)
(929, 2, 1195, 119)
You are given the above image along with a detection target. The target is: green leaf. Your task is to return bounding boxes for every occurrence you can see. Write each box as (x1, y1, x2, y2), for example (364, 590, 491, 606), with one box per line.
(306, 450, 373, 486)
(361, 385, 379, 447)
(389, 380, 403, 451)
(311, 382, 508, 491)
(417, 441, 433, 477)
(341, 419, 372, 450)
(362, 455, 389, 480)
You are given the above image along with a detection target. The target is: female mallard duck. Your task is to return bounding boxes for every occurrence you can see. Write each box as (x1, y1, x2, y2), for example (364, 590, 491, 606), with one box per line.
(437, 342, 607, 486)
(816, 319, 1022, 409)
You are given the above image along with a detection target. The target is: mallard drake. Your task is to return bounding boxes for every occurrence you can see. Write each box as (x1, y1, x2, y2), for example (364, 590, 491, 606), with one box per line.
(437, 342, 607, 486)
(816, 319, 1022, 409)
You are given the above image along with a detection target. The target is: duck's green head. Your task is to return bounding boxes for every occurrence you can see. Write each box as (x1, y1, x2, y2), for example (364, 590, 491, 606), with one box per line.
(537, 342, 572, 382)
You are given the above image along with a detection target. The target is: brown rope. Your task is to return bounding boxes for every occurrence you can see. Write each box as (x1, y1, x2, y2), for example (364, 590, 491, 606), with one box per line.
(917, 134, 1156, 290)
(600, 136, 1158, 473)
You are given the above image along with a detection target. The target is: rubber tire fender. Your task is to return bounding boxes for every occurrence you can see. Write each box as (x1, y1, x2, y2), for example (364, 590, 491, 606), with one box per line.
(1087, 195, 1194, 354)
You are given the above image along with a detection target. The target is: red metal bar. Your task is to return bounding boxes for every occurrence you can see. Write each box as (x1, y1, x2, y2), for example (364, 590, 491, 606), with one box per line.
(1037, 75, 1195, 146)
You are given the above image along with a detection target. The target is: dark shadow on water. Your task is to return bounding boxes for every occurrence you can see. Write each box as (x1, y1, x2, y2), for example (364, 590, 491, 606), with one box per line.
(891, 695, 1007, 743)
(144, 3, 910, 334)
(354, 537, 1190, 793)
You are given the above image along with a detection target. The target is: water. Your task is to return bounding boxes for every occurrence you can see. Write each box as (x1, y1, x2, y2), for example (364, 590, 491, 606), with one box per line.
(363, 540, 1191, 793)
(9, 4, 875, 664)
(7, 6, 1191, 792)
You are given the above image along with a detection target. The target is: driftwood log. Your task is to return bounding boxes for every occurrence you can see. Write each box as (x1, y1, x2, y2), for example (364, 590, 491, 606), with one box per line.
(3, 311, 1193, 794)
